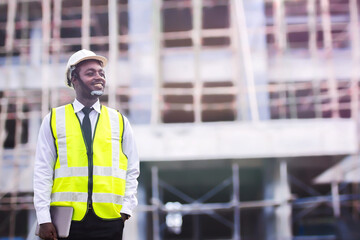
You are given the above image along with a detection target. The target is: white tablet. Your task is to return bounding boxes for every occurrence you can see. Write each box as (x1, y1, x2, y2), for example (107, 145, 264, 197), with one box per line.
(35, 206, 73, 238)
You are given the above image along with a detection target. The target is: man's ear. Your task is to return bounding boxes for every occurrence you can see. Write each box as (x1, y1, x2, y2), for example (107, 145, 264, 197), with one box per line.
(71, 74, 78, 87)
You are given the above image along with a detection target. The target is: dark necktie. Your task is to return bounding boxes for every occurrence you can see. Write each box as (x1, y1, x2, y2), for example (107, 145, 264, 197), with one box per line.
(82, 107, 93, 153)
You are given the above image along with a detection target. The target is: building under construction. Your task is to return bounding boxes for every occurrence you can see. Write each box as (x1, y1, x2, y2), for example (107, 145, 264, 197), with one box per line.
(0, 0, 360, 239)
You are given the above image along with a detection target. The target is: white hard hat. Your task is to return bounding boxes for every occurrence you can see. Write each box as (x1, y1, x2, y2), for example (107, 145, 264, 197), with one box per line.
(65, 49, 108, 88)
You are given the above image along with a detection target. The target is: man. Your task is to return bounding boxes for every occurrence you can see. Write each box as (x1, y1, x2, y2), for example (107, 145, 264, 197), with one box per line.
(33, 49, 140, 240)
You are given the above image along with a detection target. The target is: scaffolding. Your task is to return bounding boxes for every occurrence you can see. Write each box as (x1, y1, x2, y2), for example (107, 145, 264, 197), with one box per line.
(0, 0, 359, 239)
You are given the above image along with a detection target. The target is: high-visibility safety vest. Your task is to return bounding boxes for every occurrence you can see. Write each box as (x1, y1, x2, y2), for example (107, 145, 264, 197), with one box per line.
(49, 104, 128, 221)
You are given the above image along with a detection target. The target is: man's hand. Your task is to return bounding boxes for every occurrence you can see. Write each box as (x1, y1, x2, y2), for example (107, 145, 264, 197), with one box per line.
(39, 222, 58, 240)
(120, 213, 130, 222)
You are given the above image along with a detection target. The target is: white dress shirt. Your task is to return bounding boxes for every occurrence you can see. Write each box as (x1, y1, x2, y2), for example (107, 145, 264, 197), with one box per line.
(33, 99, 140, 224)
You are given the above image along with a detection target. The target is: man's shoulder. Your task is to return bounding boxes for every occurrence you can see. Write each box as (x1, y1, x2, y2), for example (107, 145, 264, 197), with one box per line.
(52, 103, 72, 110)
(51, 104, 75, 114)
(102, 105, 123, 116)
(101, 105, 131, 124)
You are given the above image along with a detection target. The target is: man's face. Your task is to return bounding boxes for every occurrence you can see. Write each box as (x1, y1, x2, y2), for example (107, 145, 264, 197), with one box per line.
(72, 60, 106, 96)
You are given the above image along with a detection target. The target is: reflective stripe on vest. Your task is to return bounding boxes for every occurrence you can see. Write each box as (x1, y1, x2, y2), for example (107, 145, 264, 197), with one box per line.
(50, 104, 127, 221)
(54, 166, 126, 179)
(51, 192, 124, 205)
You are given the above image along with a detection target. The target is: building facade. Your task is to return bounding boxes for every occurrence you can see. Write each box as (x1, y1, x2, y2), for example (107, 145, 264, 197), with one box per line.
(0, 0, 359, 239)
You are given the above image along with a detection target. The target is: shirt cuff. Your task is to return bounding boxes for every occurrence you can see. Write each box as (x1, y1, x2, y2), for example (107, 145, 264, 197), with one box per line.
(36, 208, 52, 224)
(120, 205, 133, 217)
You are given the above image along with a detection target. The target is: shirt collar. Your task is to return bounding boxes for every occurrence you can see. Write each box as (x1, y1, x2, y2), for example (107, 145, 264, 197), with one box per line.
(73, 99, 101, 114)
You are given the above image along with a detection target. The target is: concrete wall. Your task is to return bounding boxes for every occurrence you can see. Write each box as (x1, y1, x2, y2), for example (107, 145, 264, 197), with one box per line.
(134, 119, 358, 161)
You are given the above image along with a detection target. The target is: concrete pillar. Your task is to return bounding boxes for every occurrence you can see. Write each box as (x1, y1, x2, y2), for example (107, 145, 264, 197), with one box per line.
(138, 184, 148, 240)
(262, 159, 277, 240)
(274, 159, 292, 240)
(128, 0, 156, 124)
(263, 159, 292, 240)
(242, 0, 270, 120)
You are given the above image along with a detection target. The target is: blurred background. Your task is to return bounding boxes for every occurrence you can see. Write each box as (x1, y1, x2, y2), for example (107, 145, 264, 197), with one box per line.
(0, 0, 360, 239)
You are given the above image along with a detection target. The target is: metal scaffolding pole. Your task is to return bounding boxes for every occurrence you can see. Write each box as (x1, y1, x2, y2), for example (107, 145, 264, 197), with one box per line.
(152, 167, 161, 240)
(307, 0, 322, 119)
(41, 0, 51, 117)
(274, 0, 287, 120)
(273, 0, 293, 119)
(232, 163, 241, 240)
(275, 159, 292, 240)
(274, 0, 287, 51)
(151, 0, 162, 124)
(230, 0, 248, 121)
(320, 0, 339, 118)
(108, 0, 119, 109)
(5, 0, 16, 53)
(331, 181, 340, 217)
(233, 0, 259, 122)
(51, 0, 62, 108)
(82, 0, 91, 50)
(53, 0, 62, 58)
(349, 0, 360, 121)
(192, 0, 203, 123)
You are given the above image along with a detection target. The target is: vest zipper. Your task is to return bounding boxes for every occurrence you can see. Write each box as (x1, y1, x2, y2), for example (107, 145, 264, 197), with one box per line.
(88, 112, 100, 211)
(88, 151, 93, 210)
(74, 106, 100, 212)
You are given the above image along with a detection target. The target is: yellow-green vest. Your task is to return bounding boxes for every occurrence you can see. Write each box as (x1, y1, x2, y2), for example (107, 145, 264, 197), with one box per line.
(49, 104, 128, 221)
